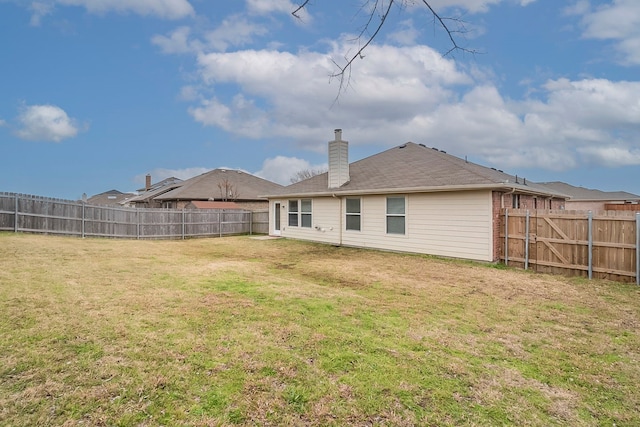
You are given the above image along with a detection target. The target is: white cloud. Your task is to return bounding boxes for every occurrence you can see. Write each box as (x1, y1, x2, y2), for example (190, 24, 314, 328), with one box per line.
(152, 16, 268, 56)
(564, 0, 590, 16)
(15, 104, 81, 142)
(386, 19, 420, 46)
(185, 36, 640, 171)
(255, 156, 327, 185)
(151, 26, 202, 54)
(0, 118, 6, 127)
(247, 0, 308, 18)
(577, 0, 640, 65)
(178, 85, 200, 101)
(421, 0, 535, 14)
(204, 15, 268, 52)
(29, 2, 54, 26)
(188, 42, 470, 149)
(31, 0, 194, 21)
(578, 146, 640, 167)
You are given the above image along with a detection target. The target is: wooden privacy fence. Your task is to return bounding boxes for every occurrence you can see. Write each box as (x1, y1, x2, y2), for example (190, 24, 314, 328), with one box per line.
(502, 209, 640, 284)
(0, 192, 269, 239)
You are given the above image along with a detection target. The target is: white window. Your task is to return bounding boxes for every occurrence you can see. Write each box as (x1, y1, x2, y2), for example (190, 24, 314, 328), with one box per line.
(346, 198, 361, 231)
(386, 196, 405, 235)
(512, 194, 521, 209)
(288, 199, 312, 228)
(288, 200, 298, 226)
(301, 199, 312, 228)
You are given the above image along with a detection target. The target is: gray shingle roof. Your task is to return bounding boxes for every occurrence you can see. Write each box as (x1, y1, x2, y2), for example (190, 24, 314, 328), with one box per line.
(127, 181, 184, 203)
(267, 142, 567, 198)
(539, 181, 640, 201)
(136, 177, 183, 193)
(155, 169, 284, 201)
(86, 190, 135, 206)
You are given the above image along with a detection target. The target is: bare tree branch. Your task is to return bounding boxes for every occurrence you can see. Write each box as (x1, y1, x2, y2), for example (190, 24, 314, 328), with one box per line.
(420, 0, 474, 56)
(216, 179, 239, 201)
(290, 168, 327, 184)
(292, 0, 477, 94)
(291, 0, 311, 19)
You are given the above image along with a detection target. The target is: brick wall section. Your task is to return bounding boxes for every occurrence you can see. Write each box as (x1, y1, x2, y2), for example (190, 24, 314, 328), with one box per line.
(510, 194, 565, 210)
(551, 198, 565, 209)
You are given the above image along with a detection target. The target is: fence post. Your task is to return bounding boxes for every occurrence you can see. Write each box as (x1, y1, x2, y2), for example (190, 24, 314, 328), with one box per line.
(219, 211, 222, 237)
(14, 194, 19, 233)
(525, 210, 530, 270)
(82, 202, 86, 238)
(137, 210, 140, 239)
(588, 211, 593, 280)
(249, 211, 253, 235)
(636, 212, 639, 286)
(182, 209, 185, 240)
(504, 208, 509, 266)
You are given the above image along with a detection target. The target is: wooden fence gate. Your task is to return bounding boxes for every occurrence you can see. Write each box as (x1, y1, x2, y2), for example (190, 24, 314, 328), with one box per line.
(502, 209, 640, 284)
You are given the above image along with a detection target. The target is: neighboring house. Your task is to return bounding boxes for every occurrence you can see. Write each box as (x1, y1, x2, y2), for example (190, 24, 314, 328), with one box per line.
(126, 175, 183, 208)
(539, 181, 640, 212)
(264, 129, 568, 263)
(84, 190, 135, 206)
(154, 169, 284, 211)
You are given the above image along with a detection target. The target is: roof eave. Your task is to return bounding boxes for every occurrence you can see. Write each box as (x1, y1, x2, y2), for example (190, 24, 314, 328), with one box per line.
(263, 183, 568, 199)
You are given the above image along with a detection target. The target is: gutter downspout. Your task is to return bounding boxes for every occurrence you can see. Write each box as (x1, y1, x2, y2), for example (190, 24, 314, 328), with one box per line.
(501, 187, 516, 209)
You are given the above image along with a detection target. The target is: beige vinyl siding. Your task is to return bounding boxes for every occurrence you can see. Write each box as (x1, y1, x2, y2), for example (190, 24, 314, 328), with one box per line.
(341, 191, 493, 261)
(279, 197, 341, 245)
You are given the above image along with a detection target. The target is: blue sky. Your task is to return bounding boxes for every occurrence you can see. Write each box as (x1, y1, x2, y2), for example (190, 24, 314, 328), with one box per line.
(1, 0, 639, 200)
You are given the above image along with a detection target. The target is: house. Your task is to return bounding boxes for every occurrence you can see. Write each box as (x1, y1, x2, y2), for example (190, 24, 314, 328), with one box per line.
(539, 181, 640, 212)
(84, 190, 135, 206)
(264, 129, 567, 262)
(126, 175, 183, 208)
(154, 168, 284, 211)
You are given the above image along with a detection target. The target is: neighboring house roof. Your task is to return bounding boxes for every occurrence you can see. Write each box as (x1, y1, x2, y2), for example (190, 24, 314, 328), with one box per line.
(85, 190, 135, 206)
(185, 201, 243, 209)
(136, 177, 183, 193)
(155, 169, 284, 201)
(538, 181, 640, 202)
(127, 180, 184, 204)
(266, 142, 567, 198)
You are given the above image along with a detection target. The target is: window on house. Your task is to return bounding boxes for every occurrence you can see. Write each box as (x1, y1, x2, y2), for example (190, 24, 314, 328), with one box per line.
(386, 196, 405, 235)
(288, 200, 298, 226)
(288, 199, 312, 227)
(301, 199, 312, 228)
(346, 198, 361, 231)
(512, 194, 520, 209)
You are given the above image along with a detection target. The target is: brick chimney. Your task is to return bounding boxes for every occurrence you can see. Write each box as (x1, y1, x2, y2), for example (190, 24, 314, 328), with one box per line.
(145, 174, 151, 191)
(328, 129, 349, 189)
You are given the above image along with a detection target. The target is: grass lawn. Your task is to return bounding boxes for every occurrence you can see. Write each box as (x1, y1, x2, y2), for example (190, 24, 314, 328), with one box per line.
(1, 233, 639, 426)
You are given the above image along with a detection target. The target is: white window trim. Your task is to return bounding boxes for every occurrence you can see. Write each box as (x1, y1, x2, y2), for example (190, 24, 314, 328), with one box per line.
(345, 197, 361, 232)
(386, 195, 406, 236)
(288, 199, 312, 228)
